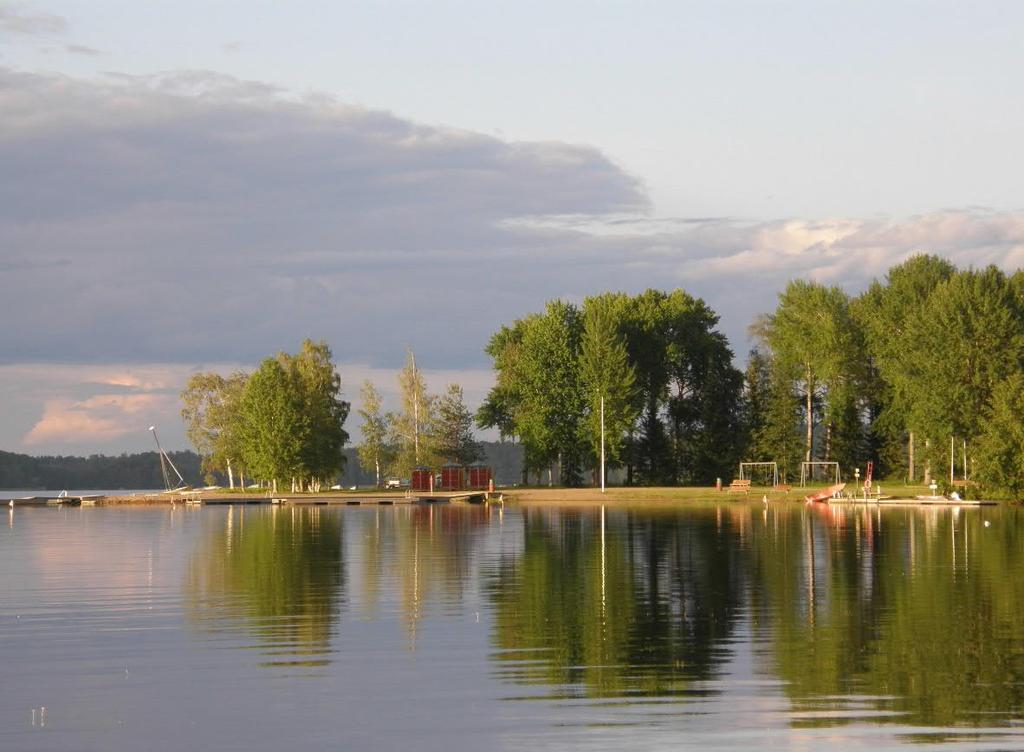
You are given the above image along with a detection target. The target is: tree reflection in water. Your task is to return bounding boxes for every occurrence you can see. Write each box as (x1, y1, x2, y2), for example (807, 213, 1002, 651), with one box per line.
(487, 505, 745, 698)
(487, 502, 1024, 732)
(182, 500, 1024, 731)
(186, 505, 345, 668)
(750, 503, 1024, 729)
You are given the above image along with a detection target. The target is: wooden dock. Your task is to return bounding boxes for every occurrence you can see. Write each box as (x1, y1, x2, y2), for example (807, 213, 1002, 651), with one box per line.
(7, 495, 104, 507)
(7, 490, 499, 508)
(273, 491, 492, 506)
(823, 495, 996, 507)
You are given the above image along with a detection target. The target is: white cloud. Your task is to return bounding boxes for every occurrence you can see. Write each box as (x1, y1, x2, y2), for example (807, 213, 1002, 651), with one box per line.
(671, 211, 1024, 284)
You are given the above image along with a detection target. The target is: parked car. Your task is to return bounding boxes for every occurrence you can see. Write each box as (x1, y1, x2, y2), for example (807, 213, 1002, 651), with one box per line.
(385, 478, 402, 489)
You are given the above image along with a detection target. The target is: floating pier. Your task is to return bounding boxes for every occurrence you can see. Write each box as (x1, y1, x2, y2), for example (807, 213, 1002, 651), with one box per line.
(7, 495, 104, 508)
(823, 495, 996, 507)
(272, 491, 492, 506)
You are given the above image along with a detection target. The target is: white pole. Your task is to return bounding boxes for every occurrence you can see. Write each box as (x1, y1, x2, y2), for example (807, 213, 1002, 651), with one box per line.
(600, 395, 606, 494)
(950, 436, 954, 486)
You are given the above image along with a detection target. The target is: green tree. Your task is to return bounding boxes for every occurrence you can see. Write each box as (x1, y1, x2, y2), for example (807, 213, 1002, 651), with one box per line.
(433, 384, 484, 466)
(975, 373, 1024, 500)
(238, 357, 308, 493)
(744, 346, 804, 481)
(662, 291, 745, 484)
(357, 380, 393, 488)
(902, 267, 1024, 479)
(854, 254, 956, 479)
(579, 294, 637, 477)
(280, 339, 350, 490)
(180, 370, 248, 487)
(763, 280, 863, 471)
(481, 290, 744, 487)
(619, 290, 675, 484)
(478, 320, 531, 482)
(516, 301, 586, 485)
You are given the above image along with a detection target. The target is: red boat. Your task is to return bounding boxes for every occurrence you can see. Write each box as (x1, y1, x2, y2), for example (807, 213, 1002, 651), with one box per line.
(804, 483, 846, 503)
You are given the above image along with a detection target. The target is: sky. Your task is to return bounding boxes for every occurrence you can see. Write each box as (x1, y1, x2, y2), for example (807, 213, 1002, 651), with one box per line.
(2, 0, 1024, 455)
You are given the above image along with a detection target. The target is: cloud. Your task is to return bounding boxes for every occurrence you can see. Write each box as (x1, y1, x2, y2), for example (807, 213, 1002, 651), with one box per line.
(0, 67, 646, 370)
(0, 4, 67, 36)
(64, 43, 100, 56)
(523, 209, 1024, 354)
(23, 394, 171, 446)
(1, 360, 495, 454)
(3, 66, 1024, 455)
(668, 211, 1024, 283)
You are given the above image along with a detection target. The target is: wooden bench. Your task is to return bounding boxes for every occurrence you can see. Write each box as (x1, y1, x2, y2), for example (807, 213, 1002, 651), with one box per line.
(727, 479, 751, 494)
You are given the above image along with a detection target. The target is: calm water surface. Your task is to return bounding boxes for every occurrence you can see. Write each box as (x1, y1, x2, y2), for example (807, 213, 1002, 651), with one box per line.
(2, 502, 1022, 751)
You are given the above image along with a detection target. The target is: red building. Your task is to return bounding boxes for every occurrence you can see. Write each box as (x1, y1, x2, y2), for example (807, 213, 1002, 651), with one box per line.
(440, 464, 465, 491)
(468, 465, 492, 490)
(411, 467, 433, 491)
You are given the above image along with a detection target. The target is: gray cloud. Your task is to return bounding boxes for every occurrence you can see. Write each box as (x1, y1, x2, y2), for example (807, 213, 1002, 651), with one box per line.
(64, 43, 100, 56)
(0, 67, 647, 370)
(0, 4, 67, 36)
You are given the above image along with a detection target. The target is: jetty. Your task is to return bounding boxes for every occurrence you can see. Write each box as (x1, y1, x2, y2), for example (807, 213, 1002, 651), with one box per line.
(7, 494, 104, 507)
(821, 495, 995, 507)
(187, 491, 496, 506)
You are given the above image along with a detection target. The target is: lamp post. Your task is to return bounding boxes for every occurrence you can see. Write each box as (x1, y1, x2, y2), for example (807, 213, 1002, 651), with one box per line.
(600, 395, 605, 494)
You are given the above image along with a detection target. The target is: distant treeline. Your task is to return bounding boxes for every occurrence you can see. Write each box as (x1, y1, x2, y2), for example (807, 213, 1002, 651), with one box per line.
(0, 443, 525, 491)
(0, 449, 204, 491)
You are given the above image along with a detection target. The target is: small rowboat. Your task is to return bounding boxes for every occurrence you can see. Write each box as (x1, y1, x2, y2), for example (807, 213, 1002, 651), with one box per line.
(804, 483, 846, 503)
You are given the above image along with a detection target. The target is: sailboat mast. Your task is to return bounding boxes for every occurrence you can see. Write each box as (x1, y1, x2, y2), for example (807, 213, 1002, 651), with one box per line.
(149, 426, 185, 490)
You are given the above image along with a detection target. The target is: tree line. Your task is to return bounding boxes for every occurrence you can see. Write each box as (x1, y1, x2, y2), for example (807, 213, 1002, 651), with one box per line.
(0, 449, 204, 490)
(178, 257, 1024, 498)
(182, 342, 484, 491)
(478, 259, 1024, 499)
(746, 255, 1024, 498)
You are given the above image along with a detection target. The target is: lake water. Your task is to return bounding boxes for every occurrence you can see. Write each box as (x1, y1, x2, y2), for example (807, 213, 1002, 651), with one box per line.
(2, 502, 1022, 751)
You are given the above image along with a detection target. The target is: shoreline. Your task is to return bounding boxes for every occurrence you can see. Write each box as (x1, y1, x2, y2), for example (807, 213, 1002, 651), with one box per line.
(10, 482, 983, 507)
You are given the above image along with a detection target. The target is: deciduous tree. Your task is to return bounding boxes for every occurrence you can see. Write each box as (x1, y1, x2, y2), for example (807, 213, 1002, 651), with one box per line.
(433, 384, 484, 466)
(357, 380, 392, 488)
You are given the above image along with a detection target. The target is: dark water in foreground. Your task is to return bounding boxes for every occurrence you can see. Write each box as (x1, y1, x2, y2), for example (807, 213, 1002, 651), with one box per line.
(2, 502, 1023, 751)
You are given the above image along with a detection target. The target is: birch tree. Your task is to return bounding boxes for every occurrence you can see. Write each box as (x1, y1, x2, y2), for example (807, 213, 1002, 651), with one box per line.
(180, 370, 248, 488)
(357, 380, 392, 487)
(391, 349, 436, 476)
